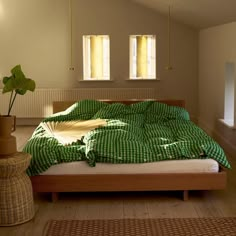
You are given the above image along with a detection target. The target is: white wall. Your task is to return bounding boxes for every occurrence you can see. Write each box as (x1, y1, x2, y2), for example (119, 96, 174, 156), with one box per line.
(0, 0, 71, 87)
(0, 0, 198, 116)
(199, 22, 236, 149)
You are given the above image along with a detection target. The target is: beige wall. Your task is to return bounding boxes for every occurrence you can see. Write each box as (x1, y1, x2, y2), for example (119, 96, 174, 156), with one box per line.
(199, 22, 236, 149)
(0, 0, 198, 116)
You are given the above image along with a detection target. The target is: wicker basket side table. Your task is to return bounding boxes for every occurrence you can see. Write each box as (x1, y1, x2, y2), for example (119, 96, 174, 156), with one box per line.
(0, 152, 35, 226)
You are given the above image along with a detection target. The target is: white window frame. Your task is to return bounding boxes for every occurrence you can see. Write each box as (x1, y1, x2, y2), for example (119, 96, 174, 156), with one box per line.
(83, 35, 110, 80)
(129, 35, 156, 80)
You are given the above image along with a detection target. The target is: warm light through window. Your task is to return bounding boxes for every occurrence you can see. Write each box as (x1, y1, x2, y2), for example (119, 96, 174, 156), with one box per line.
(83, 35, 110, 80)
(221, 62, 236, 127)
(130, 35, 156, 79)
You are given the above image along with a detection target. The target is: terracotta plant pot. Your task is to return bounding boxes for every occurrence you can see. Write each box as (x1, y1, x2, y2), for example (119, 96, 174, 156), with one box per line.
(0, 116, 17, 156)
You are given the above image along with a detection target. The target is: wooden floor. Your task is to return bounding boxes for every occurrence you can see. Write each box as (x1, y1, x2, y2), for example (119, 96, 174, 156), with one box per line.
(1, 126, 236, 236)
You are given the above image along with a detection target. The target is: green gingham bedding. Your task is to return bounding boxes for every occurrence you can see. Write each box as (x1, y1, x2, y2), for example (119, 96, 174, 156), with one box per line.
(23, 100, 231, 176)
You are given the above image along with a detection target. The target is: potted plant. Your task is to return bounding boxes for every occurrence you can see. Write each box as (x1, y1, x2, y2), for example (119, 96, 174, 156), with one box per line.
(0, 65, 36, 156)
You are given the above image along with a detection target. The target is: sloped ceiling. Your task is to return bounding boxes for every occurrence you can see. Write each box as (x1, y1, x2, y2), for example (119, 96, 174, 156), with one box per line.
(132, 0, 236, 29)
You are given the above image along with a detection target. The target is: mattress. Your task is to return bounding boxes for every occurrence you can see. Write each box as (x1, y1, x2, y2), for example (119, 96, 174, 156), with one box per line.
(41, 159, 219, 175)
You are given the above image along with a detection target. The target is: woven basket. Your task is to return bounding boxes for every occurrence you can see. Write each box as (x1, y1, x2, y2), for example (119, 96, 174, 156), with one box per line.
(0, 153, 35, 226)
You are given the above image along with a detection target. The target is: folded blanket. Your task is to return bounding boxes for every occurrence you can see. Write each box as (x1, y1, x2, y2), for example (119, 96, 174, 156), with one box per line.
(41, 119, 107, 145)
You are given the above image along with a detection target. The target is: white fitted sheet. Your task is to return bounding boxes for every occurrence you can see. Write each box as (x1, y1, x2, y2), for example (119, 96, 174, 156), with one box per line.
(41, 159, 219, 175)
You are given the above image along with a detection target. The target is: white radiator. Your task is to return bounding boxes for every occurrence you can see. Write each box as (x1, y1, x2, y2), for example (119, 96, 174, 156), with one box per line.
(0, 88, 157, 118)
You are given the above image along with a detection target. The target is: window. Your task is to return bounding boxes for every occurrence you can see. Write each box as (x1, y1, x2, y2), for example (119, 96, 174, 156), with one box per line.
(130, 35, 156, 79)
(221, 62, 236, 128)
(83, 35, 110, 80)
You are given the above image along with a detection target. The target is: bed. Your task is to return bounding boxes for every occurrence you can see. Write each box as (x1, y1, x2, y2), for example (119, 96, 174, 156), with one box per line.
(28, 99, 229, 201)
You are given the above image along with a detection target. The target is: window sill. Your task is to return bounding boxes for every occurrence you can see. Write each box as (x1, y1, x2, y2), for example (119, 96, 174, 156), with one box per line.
(126, 78, 160, 81)
(219, 119, 236, 130)
(78, 79, 114, 82)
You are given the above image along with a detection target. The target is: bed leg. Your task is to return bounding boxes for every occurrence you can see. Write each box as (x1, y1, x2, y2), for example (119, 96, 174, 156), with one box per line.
(183, 190, 189, 201)
(51, 192, 59, 202)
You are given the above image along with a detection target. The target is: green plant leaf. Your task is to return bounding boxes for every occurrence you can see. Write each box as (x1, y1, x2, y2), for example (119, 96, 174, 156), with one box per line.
(16, 89, 27, 95)
(3, 76, 11, 85)
(24, 79, 36, 92)
(2, 78, 14, 93)
(1, 64, 36, 115)
(2, 65, 36, 94)
(11, 65, 26, 80)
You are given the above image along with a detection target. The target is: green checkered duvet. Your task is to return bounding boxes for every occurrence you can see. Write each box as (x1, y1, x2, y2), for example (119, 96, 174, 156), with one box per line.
(24, 100, 231, 176)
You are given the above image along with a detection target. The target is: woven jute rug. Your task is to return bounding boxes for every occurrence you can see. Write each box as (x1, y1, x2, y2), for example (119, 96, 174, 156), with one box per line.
(43, 217, 236, 236)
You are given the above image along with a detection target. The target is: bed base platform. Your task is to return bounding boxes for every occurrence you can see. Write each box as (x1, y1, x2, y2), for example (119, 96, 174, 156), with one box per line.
(30, 168, 227, 202)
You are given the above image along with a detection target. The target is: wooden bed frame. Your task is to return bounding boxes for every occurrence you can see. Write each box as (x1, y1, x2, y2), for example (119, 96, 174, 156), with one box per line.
(30, 99, 227, 201)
